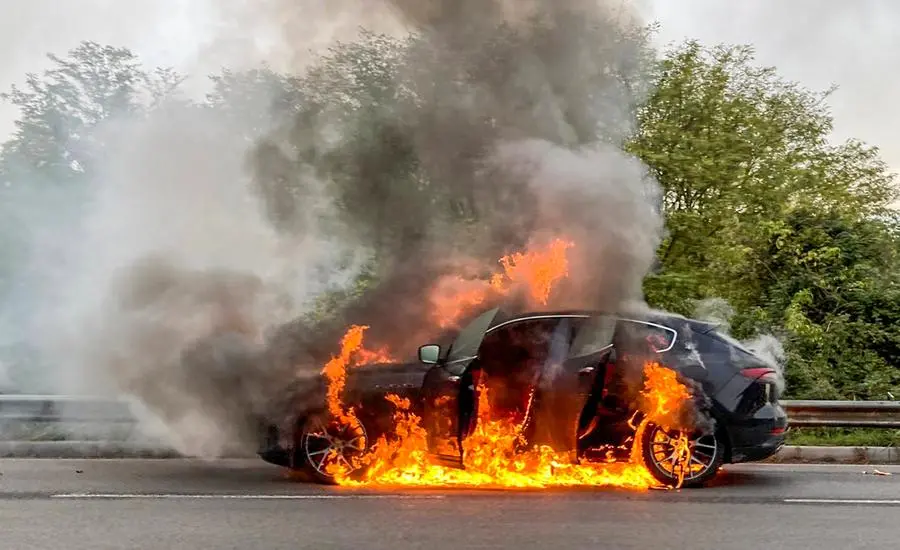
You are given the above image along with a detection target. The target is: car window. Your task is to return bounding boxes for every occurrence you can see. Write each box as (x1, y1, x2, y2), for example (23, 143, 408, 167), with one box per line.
(614, 319, 677, 354)
(446, 307, 500, 363)
(708, 330, 756, 356)
(696, 330, 763, 370)
(478, 318, 577, 377)
(569, 315, 616, 357)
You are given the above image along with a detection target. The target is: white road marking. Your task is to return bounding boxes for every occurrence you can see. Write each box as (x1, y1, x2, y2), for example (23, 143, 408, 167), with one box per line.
(784, 499, 900, 505)
(51, 493, 447, 500)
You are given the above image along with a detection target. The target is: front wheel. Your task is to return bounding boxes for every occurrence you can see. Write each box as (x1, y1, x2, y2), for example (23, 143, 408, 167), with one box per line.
(293, 412, 371, 484)
(639, 422, 724, 488)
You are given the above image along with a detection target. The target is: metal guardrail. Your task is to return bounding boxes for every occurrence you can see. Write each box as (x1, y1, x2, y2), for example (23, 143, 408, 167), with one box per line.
(0, 395, 135, 424)
(0, 396, 899, 428)
(782, 399, 900, 429)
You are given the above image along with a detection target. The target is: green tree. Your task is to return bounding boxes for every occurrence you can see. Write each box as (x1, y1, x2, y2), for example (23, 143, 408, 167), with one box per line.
(1, 41, 182, 187)
(630, 41, 900, 398)
(751, 208, 900, 399)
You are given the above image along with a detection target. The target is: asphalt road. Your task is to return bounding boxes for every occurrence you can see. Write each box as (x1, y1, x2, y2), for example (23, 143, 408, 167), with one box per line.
(0, 459, 898, 550)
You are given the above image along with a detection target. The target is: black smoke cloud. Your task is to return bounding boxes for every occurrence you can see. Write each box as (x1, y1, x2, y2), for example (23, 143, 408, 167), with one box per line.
(48, 0, 667, 457)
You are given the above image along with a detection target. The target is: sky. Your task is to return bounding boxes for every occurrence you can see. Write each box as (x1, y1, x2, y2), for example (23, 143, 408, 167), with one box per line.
(1, 0, 899, 172)
(636, 0, 900, 175)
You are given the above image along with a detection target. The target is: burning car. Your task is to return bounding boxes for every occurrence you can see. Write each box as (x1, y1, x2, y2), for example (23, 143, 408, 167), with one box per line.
(257, 306, 788, 488)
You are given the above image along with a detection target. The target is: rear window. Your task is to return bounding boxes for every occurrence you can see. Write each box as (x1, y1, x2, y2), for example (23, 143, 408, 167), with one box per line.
(694, 330, 765, 371)
(708, 330, 756, 356)
(614, 319, 677, 354)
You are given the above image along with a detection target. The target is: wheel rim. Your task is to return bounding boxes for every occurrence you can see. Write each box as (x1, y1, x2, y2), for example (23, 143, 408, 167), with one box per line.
(647, 425, 718, 483)
(301, 415, 369, 478)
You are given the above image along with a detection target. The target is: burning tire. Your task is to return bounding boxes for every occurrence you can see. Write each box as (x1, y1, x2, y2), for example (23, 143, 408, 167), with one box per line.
(293, 412, 371, 484)
(638, 421, 724, 488)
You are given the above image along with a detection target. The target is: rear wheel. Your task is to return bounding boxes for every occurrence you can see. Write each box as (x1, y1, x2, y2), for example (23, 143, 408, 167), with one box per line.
(639, 422, 724, 488)
(294, 412, 370, 484)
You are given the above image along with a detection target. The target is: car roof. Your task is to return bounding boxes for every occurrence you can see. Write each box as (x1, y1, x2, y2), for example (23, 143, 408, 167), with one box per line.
(487, 307, 719, 334)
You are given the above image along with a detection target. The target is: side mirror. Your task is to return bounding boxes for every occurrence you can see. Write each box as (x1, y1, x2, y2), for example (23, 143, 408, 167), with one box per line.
(418, 344, 441, 365)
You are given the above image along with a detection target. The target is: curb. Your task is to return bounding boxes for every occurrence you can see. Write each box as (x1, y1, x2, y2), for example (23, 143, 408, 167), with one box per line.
(0, 442, 897, 463)
(766, 445, 900, 464)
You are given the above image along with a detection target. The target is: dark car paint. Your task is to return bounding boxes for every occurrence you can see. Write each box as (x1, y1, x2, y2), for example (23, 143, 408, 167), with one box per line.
(257, 308, 787, 469)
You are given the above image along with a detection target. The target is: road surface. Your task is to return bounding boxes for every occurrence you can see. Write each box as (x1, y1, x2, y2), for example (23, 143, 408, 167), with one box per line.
(0, 459, 897, 549)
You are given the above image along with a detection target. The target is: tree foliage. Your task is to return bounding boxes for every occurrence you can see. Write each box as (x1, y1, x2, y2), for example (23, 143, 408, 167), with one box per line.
(2, 35, 899, 399)
(0, 41, 182, 187)
(629, 41, 900, 399)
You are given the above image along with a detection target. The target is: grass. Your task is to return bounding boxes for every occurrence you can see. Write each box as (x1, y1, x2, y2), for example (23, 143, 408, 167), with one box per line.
(786, 427, 900, 447)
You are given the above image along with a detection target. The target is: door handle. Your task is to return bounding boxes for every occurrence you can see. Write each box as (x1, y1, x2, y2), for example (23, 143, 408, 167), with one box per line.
(579, 367, 595, 374)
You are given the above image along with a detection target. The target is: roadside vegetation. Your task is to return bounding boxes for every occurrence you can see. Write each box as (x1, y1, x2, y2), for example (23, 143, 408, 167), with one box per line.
(1, 23, 898, 408)
(787, 428, 900, 448)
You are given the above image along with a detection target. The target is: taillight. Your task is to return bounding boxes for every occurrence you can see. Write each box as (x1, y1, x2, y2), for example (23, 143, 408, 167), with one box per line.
(740, 367, 778, 384)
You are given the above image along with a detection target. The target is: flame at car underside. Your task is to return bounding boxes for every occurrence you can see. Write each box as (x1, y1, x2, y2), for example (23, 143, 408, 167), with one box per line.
(313, 239, 699, 490)
(323, 361, 695, 490)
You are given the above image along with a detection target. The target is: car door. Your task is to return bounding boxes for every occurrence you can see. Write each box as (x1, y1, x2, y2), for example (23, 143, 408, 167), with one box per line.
(603, 318, 679, 408)
(462, 316, 575, 444)
(420, 307, 500, 462)
(456, 314, 615, 457)
(523, 315, 617, 454)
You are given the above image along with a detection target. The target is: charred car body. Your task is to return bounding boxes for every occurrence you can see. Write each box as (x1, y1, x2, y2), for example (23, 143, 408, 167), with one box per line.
(257, 307, 788, 487)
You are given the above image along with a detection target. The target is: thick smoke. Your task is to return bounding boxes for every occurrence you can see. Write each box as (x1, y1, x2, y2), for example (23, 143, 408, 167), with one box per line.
(36, 0, 667, 457)
(45, 102, 367, 456)
(271, 0, 663, 353)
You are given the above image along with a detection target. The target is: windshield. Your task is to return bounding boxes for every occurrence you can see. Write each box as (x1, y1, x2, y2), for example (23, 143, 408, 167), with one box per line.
(446, 307, 500, 363)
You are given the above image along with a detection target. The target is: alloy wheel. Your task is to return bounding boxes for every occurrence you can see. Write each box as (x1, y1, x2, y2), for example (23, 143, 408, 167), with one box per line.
(645, 424, 720, 486)
(301, 415, 369, 480)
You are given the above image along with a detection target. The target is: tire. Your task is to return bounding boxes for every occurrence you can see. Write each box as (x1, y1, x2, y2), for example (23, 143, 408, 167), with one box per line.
(292, 411, 372, 485)
(639, 421, 725, 488)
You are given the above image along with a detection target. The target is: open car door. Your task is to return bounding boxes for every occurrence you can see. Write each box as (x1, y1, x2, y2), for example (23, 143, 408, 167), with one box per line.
(521, 315, 618, 457)
(420, 307, 500, 463)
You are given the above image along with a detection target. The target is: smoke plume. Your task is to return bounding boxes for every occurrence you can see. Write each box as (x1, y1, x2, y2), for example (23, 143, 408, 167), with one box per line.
(692, 297, 787, 394)
(31, 0, 667, 457)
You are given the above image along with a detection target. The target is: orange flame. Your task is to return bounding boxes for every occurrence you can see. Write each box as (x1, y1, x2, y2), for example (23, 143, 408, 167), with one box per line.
(430, 277, 497, 329)
(329, 361, 696, 490)
(638, 362, 695, 430)
(634, 362, 698, 488)
(321, 325, 393, 425)
(493, 238, 574, 304)
(313, 236, 700, 490)
(430, 238, 575, 329)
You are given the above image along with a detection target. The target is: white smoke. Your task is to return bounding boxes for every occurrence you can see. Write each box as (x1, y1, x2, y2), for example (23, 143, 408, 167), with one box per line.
(692, 297, 735, 329)
(743, 334, 787, 395)
(692, 297, 787, 394)
(38, 100, 367, 456)
(486, 138, 663, 311)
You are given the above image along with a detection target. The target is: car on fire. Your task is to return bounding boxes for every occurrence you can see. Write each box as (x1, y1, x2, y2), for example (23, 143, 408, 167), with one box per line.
(257, 307, 788, 488)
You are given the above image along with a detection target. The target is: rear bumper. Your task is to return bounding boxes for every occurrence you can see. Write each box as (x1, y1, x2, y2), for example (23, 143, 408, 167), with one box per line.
(726, 403, 788, 463)
(730, 433, 786, 463)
